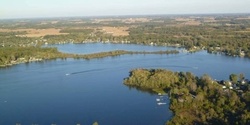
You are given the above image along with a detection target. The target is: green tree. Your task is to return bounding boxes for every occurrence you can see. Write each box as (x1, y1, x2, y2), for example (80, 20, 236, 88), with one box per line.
(239, 73, 245, 81)
(229, 74, 238, 84)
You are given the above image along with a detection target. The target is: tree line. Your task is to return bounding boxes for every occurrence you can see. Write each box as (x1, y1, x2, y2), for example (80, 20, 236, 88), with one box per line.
(0, 46, 179, 67)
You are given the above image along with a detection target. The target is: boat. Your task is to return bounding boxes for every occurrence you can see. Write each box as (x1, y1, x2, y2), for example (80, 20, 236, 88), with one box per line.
(157, 102, 166, 105)
(156, 98, 161, 101)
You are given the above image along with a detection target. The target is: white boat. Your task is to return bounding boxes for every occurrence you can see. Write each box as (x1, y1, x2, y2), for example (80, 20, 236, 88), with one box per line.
(157, 102, 166, 105)
(156, 98, 161, 101)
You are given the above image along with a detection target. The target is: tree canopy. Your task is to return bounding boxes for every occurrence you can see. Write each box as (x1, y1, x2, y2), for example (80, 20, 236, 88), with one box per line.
(124, 69, 250, 125)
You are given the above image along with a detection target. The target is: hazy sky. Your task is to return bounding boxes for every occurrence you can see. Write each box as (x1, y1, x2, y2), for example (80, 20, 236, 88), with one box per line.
(0, 0, 249, 19)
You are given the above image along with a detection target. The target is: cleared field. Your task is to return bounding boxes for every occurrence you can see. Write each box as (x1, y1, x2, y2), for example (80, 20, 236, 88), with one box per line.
(203, 17, 217, 23)
(175, 18, 201, 26)
(236, 17, 250, 20)
(182, 20, 201, 26)
(102, 27, 129, 36)
(0, 28, 68, 37)
(175, 18, 194, 22)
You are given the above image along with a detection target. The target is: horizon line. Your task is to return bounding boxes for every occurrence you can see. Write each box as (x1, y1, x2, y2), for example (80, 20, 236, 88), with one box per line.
(1, 12, 250, 20)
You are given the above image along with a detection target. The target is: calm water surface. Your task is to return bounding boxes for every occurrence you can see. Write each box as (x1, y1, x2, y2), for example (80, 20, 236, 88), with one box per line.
(45, 43, 180, 54)
(1, 43, 250, 125)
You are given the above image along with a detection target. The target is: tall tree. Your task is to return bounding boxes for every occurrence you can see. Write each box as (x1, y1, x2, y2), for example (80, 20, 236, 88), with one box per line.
(229, 74, 238, 84)
(239, 73, 245, 81)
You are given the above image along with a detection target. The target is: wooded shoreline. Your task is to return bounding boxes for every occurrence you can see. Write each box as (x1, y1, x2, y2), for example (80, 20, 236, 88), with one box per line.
(124, 69, 250, 124)
(0, 46, 179, 67)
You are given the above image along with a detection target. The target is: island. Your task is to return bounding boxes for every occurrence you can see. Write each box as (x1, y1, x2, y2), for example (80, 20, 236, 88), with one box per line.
(124, 69, 250, 124)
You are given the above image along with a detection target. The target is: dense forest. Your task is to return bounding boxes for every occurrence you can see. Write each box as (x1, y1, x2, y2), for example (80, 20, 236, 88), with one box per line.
(124, 69, 250, 125)
(0, 47, 68, 66)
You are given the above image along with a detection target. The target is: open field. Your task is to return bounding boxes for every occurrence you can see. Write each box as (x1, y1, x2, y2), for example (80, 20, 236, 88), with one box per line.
(101, 26, 129, 36)
(0, 28, 68, 37)
(236, 17, 250, 20)
(0, 26, 129, 37)
(181, 20, 201, 26)
(175, 18, 201, 26)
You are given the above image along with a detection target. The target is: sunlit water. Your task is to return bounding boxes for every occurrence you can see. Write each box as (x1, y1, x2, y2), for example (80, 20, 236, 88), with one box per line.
(45, 43, 180, 54)
(1, 43, 250, 125)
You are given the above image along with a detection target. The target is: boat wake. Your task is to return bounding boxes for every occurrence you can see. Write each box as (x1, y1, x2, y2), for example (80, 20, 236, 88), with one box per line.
(157, 102, 167, 105)
(65, 68, 104, 76)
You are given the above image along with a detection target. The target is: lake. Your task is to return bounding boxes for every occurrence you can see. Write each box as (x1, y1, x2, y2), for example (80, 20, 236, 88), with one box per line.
(1, 43, 250, 125)
(44, 42, 180, 54)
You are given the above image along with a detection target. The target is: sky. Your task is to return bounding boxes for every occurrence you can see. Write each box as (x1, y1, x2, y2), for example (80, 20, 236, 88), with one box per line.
(0, 0, 250, 19)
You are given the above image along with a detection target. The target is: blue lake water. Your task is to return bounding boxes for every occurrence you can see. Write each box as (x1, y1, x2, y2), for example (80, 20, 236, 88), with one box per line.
(1, 43, 250, 125)
(45, 43, 180, 54)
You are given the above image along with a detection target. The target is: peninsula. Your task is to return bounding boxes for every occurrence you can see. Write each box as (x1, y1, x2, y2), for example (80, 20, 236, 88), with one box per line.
(124, 69, 250, 124)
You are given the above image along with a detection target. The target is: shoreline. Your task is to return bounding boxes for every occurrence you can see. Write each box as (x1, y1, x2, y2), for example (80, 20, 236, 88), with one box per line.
(0, 49, 179, 68)
(124, 68, 250, 124)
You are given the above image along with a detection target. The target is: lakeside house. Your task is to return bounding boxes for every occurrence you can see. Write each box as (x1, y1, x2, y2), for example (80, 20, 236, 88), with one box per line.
(218, 78, 250, 92)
